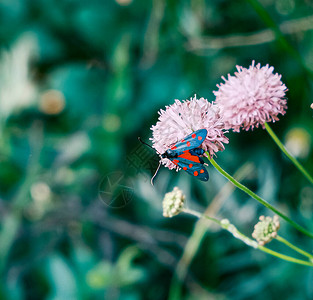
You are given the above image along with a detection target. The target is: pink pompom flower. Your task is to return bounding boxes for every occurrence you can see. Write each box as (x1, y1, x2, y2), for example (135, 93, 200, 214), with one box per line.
(150, 95, 229, 170)
(213, 61, 288, 132)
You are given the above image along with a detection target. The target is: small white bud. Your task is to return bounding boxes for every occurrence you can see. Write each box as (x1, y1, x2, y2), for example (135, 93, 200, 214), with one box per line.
(162, 187, 185, 218)
(252, 215, 280, 245)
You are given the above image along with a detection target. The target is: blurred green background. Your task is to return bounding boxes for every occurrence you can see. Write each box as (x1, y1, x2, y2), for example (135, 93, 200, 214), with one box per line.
(0, 0, 313, 299)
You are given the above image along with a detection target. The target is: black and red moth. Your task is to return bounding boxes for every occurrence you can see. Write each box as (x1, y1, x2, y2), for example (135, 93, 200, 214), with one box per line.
(160, 129, 209, 181)
(139, 129, 209, 184)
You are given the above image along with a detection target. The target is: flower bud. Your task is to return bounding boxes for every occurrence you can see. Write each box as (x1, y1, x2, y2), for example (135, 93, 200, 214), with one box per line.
(162, 187, 185, 218)
(252, 215, 280, 245)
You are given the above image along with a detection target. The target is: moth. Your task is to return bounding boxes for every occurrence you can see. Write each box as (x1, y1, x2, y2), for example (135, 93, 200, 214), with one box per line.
(139, 129, 209, 185)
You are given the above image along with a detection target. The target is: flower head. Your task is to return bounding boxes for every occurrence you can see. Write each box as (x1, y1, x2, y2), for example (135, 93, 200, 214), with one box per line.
(150, 95, 228, 170)
(163, 187, 185, 217)
(252, 215, 280, 245)
(213, 61, 287, 132)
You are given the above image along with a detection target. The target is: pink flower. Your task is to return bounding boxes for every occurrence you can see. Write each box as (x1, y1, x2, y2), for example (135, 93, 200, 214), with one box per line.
(213, 61, 288, 132)
(150, 95, 229, 170)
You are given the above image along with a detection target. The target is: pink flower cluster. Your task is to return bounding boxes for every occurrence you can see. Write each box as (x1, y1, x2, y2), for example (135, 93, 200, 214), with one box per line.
(150, 61, 287, 170)
(150, 95, 228, 169)
(214, 61, 287, 132)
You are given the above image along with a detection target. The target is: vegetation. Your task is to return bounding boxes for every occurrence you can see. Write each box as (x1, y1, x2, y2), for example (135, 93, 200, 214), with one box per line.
(0, 1, 313, 299)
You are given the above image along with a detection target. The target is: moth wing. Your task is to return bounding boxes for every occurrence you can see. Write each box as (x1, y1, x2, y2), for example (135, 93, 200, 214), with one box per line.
(169, 129, 207, 152)
(170, 156, 209, 181)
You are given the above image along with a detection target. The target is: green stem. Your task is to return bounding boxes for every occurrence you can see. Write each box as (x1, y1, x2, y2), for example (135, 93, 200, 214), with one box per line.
(264, 122, 313, 186)
(246, 0, 313, 81)
(169, 165, 253, 300)
(276, 235, 313, 261)
(258, 245, 313, 267)
(207, 154, 313, 240)
(183, 208, 313, 267)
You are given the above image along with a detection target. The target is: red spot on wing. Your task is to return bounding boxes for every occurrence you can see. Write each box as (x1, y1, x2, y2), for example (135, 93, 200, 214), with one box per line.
(178, 152, 201, 163)
(173, 159, 179, 164)
(192, 133, 196, 139)
(200, 169, 205, 174)
(183, 167, 187, 170)
(194, 171, 199, 176)
(189, 164, 193, 168)
(181, 139, 185, 142)
(186, 141, 191, 147)
(198, 136, 203, 140)
(171, 145, 177, 150)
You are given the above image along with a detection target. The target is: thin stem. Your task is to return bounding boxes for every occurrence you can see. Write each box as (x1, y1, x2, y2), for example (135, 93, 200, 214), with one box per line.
(169, 164, 253, 300)
(264, 122, 313, 186)
(182, 208, 313, 267)
(246, 0, 313, 81)
(258, 245, 313, 267)
(207, 154, 313, 240)
(276, 235, 313, 261)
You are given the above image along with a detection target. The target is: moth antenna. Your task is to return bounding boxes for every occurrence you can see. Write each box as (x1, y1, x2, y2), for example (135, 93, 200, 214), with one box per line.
(151, 161, 161, 186)
(138, 137, 160, 155)
(138, 137, 153, 149)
